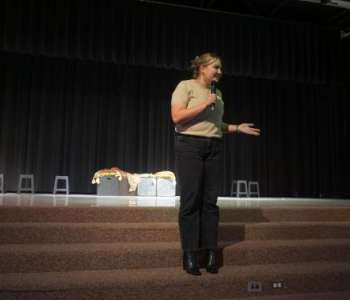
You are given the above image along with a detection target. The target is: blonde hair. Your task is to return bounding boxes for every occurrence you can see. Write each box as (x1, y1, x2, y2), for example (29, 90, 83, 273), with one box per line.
(190, 52, 221, 79)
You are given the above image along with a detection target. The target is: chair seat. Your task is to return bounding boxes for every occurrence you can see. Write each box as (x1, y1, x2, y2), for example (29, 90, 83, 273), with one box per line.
(230, 180, 248, 197)
(53, 176, 69, 194)
(248, 181, 260, 197)
(0, 174, 4, 194)
(18, 174, 35, 193)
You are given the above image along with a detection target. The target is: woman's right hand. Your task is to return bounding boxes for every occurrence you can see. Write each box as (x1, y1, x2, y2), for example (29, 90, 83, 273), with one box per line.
(172, 94, 216, 124)
(206, 93, 216, 108)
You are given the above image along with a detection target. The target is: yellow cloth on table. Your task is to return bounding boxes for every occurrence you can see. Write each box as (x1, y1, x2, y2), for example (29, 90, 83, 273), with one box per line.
(91, 167, 127, 184)
(154, 171, 176, 180)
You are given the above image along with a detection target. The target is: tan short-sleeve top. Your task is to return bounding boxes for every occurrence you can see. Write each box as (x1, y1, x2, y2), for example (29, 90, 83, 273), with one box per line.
(171, 79, 225, 138)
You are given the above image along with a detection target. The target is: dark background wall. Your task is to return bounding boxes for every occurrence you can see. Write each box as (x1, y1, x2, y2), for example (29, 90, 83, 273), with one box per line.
(0, 0, 349, 197)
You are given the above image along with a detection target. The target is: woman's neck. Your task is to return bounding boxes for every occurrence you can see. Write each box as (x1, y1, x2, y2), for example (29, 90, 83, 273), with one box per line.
(195, 77, 210, 88)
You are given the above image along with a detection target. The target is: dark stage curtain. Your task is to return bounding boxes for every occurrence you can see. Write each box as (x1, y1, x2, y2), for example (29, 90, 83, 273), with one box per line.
(0, 0, 349, 197)
(0, 0, 342, 83)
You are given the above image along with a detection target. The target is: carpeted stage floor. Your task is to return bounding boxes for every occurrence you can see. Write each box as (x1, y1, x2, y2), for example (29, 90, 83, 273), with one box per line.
(1, 194, 350, 299)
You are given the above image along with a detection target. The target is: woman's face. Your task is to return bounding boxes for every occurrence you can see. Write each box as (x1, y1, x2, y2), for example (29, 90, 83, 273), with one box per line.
(200, 59, 222, 83)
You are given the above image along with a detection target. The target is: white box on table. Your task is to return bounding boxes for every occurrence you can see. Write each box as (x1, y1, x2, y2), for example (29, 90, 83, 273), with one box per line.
(156, 178, 176, 197)
(137, 175, 157, 196)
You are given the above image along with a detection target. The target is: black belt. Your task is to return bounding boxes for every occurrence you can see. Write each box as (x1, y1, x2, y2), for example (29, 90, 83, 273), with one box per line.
(175, 132, 222, 141)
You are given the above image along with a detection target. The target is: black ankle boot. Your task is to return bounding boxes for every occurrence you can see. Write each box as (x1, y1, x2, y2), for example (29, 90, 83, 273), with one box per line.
(183, 251, 201, 276)
(206, 249, 219, 274)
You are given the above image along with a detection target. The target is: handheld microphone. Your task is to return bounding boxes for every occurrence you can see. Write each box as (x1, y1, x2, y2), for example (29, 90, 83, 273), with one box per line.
(210, 81, 216, 111)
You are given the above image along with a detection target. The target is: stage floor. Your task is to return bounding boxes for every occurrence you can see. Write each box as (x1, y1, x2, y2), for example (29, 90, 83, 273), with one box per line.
(0, 193, 350, 208)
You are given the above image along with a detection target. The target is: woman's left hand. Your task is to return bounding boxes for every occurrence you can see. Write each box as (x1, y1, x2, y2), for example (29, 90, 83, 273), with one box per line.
(237, 123, 261, 136)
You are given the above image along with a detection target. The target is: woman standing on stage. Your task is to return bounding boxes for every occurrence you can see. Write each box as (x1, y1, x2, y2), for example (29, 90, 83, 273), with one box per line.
(171, 52, 260, 275)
